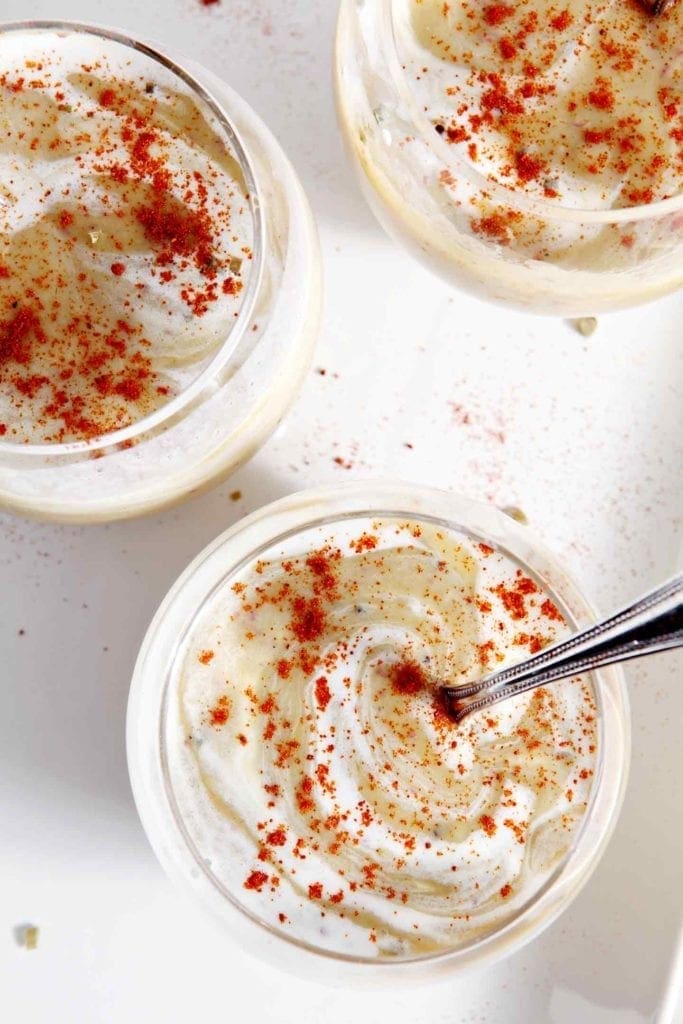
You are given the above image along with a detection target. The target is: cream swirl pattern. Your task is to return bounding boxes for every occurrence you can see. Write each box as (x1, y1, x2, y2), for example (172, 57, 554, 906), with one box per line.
(168, 518, 597, 959)
(0, 28, 252, 443)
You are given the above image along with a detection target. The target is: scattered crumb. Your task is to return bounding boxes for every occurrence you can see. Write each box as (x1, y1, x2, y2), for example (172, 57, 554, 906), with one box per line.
(404, 442, 414, 449)
(15, 924, 39, 950)
(569, 316, 598, 337)
(316, 367, 327, 376)
(18, 628, 25, 636)
(229, 490, 242, 502)
(502, 506, 528, 525)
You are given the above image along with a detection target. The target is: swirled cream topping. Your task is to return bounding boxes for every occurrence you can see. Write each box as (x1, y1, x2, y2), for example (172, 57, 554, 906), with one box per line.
(400, 0, 683, 213)
(0, 29, 252, 443)
(168, 518, 598, 959)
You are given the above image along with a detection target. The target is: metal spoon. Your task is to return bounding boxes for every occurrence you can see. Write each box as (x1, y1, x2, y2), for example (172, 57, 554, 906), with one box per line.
(649, 0, 678, 14)
(639, 0, 678, 14)
(441, 574, 683, 724)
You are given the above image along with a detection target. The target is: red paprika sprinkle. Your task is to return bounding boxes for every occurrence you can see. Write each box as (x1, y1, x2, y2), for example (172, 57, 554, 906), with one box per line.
(305, 548, 339, 597)
(514, 151, 546, 184)
(514, 632, 545, 654)
(492, 583, 527, 620)
(477, 640, 496, 666)
(540, 598, 563, 621)
(514, 573, 538, 595)
(550, 10, 573, 30)
(208, 695, 229, 726)
(471, 210, 522, 244)
(480, 814, 497, 836)
(483, 4, 514, 24)
(314, 676, 332, 711)
(276, 659, 292, 679)
(447, 125, 469, 144)
(0, 308, 42, 365)
(110, 262, 125, 277)
(266, 827, 287, 847)
(350, 532, 379, 553)
(290, 596, 326, 643)
(222, 276, 242, 295)
(134, 199, 214, 276)
(499, 38, 518, 60)
(260, 694, 277, 715)
(587, 82, 615, 111)
(244, 870, 269, 892)
(295, 776, 315, 814)
(389, 659, 427, 695)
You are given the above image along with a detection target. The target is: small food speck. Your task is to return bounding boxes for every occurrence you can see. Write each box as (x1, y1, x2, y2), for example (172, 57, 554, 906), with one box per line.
(502, 505, 528, 525)
(230, 490, 242, 502)
(15, 924, 39, 950)
(570, 317, 598, 337)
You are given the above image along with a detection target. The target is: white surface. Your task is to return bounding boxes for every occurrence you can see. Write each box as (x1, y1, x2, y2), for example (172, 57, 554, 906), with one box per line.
(0, 1, 681, 1022)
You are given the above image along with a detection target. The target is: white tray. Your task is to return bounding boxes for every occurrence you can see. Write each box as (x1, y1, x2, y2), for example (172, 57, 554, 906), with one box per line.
(1, 1, 681, 1020)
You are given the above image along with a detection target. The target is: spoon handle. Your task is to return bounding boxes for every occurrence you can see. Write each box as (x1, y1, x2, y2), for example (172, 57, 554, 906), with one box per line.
(442, 573, 683, 723)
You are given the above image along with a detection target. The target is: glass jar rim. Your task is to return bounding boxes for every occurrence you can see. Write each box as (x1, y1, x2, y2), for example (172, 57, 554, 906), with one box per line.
(127, 481, 630, 975)
(381, 0, 683, 226)
(0, 19, 265, 459)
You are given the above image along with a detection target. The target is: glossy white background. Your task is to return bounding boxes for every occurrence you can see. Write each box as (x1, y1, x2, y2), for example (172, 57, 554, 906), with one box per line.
(0, 1, 681, 1021)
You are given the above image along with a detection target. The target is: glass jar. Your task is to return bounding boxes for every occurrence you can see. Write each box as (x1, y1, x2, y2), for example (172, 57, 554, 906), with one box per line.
(334, 0, 683, 316)
(127, 482, 630, 984)
(0, 21, 321, 522)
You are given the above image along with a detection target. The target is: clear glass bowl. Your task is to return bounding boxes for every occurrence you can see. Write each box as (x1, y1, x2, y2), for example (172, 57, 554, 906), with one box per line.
(0, 21, 321, 522)
(334, 0, 683, 316)
(127, 482, 630, 984)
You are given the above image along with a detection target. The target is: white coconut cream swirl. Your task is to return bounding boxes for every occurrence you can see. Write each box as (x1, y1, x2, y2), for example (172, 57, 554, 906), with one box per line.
(169, 519, 597, 959)
(0, 29, 252, 443)
(400, 0, 683, 209)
